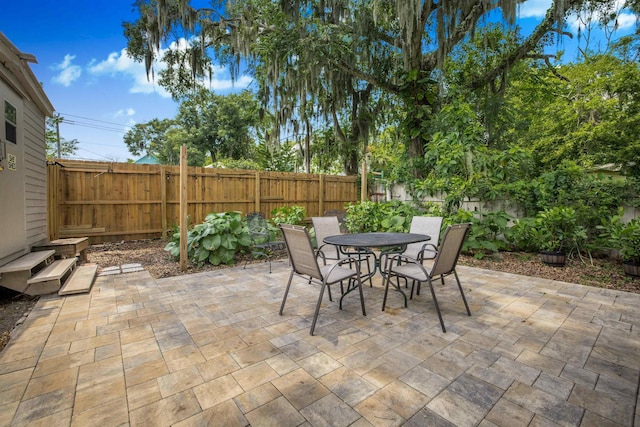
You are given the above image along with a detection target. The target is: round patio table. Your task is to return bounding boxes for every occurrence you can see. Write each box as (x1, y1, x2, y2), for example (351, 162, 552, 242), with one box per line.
(324, 232, 430, 284)
(324, 232, 430, 251)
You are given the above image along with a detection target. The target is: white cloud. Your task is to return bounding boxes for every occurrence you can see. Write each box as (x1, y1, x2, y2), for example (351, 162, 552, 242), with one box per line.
(518, 0, 552, 19)
(52, 54, 82, 87)
(113, 108, 136, 118)
(518, 0, 636, 36)
(565, 0, 636, 33)
(87, 38, 252, 97)
(87, 48, 172, 98)
(612, 12, 636, 31)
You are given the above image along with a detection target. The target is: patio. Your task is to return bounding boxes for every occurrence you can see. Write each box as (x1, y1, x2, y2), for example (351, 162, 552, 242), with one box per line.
(1, 260, 638, 426)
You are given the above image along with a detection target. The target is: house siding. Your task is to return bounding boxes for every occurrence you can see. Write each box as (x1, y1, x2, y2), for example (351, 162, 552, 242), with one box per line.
(23, 101, 47, 247)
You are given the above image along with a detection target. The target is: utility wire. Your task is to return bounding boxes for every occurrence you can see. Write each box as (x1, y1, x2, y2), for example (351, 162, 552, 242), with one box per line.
(58, 112, 131, 127)
(58, 112, 131, 134)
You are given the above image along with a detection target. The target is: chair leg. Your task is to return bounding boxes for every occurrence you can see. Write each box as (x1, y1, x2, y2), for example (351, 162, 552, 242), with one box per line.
(354, 272, 366, 316)
(382, 272, 407, 310)
(382, 272, 391, 311)
(454, 270, 471, 316)
(310, 281, 328, 335)
(279, 272, 295, 315)
(426, 277, 446, 333)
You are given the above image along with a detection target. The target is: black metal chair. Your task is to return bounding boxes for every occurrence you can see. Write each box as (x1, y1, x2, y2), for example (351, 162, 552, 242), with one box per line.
(243, 212, 284, 273)
(279, 224, 366, 335)
(382, 223, 472, 332)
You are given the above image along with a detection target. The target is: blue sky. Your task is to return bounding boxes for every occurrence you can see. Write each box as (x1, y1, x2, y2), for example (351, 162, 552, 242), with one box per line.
(1, 0, 252, 162)
(1, 1, 634, 162)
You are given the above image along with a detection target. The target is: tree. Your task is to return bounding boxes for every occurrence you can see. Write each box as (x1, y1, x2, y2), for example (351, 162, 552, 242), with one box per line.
(175, 90, 259, 162)
(46, 116, 78, 159)
(123, 118, 175, 158)
(125, 0, 586, 177)
(496, 54, 640, 177)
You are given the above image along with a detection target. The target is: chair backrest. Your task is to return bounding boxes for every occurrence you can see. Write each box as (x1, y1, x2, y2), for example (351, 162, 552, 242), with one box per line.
(312, 216, 343, 259)
(430, 223, 472, 277)
(246, 212, 269, 241)
(280, 224, 323, 280)
(404, 216, 444, 258)
(324, 209, 347, 233)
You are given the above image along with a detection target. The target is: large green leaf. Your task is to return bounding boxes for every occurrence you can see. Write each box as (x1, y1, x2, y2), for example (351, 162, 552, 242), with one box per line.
(221, 234, 237, 250)
(208, 251, 222, 265)
(202, 234, 221, 250)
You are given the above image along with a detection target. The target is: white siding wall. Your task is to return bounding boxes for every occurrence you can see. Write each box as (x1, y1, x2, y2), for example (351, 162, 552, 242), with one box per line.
(23, 101, 47, 247)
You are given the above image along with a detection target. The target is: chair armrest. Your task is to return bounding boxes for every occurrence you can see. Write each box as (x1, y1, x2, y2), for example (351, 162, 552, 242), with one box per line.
(417, 243, 438, 261)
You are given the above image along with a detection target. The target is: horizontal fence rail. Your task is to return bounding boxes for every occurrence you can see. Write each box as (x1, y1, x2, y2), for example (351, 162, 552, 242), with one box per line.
(47, 160, 358, 244)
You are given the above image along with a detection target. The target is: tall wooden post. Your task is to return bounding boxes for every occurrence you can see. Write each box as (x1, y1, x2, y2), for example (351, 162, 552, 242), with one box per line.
(160, 166, 167, 237)
(319, 174, 324, 216)
(180, 146, 188, 272)
(255, 171, 261, 213)
(361, 159, 367, 202)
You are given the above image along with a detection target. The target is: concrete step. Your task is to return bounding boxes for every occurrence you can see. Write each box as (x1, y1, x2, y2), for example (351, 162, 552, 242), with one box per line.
(59, 264, 98, 296)
(24, 258, 76, 295)
(0, 250, 56, 293)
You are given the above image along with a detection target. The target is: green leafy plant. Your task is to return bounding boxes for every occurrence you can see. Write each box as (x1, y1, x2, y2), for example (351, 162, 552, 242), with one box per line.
(443, 209, 512, 258)
(602, 211, 640, 263)
(507, 217, 538, 252)
(164, 211, 252, 266)
(271, 205, 306, 225)
(345, 201, 419, 233)
(532, 206, 586, 254)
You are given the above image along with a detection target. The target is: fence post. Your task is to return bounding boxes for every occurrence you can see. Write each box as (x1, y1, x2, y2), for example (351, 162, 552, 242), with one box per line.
(180, 146, 188, 272)
(160, 166, 167, 237)
(47, 162, 59, 241)
(361, 158, 367, 202)
(255, 170, 261, 213)
(319, 174, 324, 216)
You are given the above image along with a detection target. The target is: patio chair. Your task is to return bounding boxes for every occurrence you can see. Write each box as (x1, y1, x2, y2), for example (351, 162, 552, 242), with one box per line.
(381, 216, 443, 274)
(312, 216, 345, 263)
(279, 224, 366, 335)
(313, 216, 374, 286)
(382, 223, 472, 333)
(405, 216, 443, 260)
(243, 211, 284, 273)
(323, 209, 347, 233)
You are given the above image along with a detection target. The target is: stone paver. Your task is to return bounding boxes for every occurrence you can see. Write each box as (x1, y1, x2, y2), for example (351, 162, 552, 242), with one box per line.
(1, 261, 639, 426)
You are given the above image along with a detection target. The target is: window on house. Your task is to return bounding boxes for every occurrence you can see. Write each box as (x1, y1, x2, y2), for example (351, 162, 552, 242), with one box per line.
(5, 101, 17, 144)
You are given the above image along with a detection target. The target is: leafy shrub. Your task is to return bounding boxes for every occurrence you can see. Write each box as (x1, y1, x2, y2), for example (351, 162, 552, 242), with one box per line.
(164, 211, 251, 266)
(507, 217, 538, 252)
(345, 201, 419, 233)
(600, 209, 640, 263)
(444, 209, 512, 258)
(531, 206, 587, 255)
(271, 205, 306, 225)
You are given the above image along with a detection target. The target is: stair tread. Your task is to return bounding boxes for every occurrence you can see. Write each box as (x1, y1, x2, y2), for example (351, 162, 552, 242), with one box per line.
(0, 250, 56, 273)
(27, 258, 76, 284)
(59, 264, 98, 295)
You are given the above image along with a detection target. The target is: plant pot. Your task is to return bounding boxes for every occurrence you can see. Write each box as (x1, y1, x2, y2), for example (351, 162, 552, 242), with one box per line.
(540, 250, 566, 267)
(622, 260, 640, 277)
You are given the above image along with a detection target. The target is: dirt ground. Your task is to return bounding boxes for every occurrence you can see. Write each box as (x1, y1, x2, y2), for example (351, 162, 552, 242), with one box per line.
(1, 238, 638, 352)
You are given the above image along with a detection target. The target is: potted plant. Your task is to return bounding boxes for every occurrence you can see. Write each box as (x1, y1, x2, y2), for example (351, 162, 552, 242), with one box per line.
(607, 216, 640, 277)
(532, 206, 585, 266)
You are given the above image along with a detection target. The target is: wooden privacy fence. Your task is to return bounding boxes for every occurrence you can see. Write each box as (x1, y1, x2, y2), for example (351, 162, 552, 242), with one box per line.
(47, 160, 358, 244)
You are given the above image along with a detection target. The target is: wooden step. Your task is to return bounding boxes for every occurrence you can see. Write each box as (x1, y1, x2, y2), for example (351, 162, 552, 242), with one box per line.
(0, 250, 56, 293)
(59, 264, 98, 296)
(0, 250, 55, 273)
(24, 258, 77, 295)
